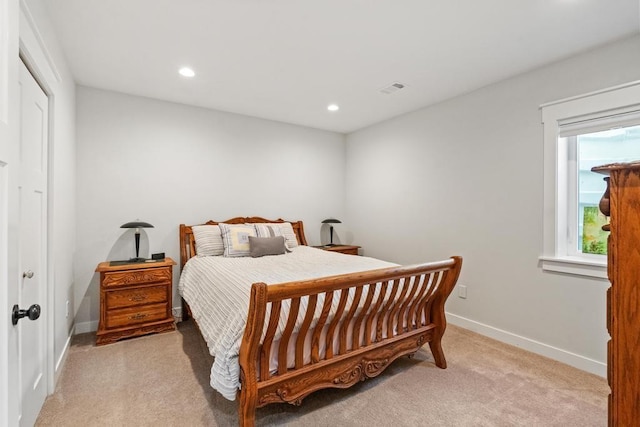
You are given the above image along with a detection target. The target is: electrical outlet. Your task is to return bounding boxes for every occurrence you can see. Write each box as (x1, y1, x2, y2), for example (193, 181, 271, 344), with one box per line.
(66, 300, 70, 318)
(458, 285, 467, 299)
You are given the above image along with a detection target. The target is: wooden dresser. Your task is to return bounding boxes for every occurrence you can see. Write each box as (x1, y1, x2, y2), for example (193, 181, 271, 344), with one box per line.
(95, 257, 176, 345)
(593, 162, 640, 426)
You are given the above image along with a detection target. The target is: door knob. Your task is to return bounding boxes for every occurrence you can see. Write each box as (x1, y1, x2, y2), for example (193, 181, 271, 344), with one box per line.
(11, 304, 41, 325)
(23, 270, 34, 279)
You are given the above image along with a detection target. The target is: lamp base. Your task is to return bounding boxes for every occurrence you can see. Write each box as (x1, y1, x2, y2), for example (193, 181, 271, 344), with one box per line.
(109, 258, 147, 266)
(324, 243, 338, 247)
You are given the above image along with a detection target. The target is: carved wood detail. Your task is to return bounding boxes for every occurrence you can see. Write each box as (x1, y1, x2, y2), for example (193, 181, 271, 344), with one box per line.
(255, 331, 433, 407)
(333, 358, 389, 384)
(103, 268, 171, 287)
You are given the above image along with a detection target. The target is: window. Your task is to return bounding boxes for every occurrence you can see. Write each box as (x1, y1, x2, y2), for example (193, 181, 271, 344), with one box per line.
(571, 126, 640, 257)
(541, 81, 640, 279)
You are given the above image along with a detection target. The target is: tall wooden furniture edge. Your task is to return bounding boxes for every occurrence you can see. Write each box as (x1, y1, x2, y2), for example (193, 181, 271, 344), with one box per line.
(178, 217, 462, 427)
(593, 162, 640, 426)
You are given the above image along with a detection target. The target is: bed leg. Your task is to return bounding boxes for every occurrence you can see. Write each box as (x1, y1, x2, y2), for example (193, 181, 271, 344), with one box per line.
(429, 256, 462, 369)
(238, 283, 267, 427)
(429, 334, 447, 369)
(238, 389, 256, 427)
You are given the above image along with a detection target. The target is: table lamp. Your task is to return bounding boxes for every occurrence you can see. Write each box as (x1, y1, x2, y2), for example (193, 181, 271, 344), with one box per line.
(120, 221, 154, 262)
(321, 218, 341, 246)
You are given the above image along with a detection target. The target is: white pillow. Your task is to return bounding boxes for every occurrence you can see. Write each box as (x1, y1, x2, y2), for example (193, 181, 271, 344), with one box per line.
(219, 223, 257, 257)
(192, 225, 224, 256)
(254, 223, 284, 238)
(254, 222, 299, 249)
(278, 222, 299, 248)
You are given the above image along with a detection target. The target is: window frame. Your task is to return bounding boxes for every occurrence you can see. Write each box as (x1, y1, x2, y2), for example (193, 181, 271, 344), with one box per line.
(540, 80, 640, 279)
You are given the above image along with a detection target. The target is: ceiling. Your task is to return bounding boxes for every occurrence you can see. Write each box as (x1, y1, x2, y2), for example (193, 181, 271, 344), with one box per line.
(42, 0, 639, 134)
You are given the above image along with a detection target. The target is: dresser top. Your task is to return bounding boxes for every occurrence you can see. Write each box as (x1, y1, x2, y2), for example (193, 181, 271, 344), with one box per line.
(592, 161, 640, 174)
(96, 257, 176, 272)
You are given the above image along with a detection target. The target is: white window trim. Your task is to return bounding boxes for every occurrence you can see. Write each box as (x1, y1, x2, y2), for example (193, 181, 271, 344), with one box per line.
(540, 80, 640, 279)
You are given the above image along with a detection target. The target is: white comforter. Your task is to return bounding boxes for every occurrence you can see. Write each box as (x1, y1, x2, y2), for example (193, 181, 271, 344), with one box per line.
(178, 245, 396, 400)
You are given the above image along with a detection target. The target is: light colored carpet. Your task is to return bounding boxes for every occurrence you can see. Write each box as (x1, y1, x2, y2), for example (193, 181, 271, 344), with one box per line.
(36, 321, 608, 426)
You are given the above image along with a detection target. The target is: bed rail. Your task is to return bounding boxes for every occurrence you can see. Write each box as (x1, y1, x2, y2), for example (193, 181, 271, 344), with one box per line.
(238, 256, 462, 426)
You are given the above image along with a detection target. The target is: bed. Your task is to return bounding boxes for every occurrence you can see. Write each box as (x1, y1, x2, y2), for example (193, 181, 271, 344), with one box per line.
(178, 216, 462, 426)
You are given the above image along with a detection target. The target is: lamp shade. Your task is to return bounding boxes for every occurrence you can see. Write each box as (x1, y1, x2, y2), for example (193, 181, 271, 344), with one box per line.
(321, 218, 341, 246)
(120, 221, 154, 229)
(120, 221, 154, 262)
(321, 218, 341, 224)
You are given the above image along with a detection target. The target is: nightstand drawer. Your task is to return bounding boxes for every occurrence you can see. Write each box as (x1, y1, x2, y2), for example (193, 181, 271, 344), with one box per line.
(106, 285, 168, 310)
(106, 303, 169, 329)
(102, 268, 172, 288)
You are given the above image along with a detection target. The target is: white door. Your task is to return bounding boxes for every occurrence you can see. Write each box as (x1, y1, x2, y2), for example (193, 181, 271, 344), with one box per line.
(15, 59, 49, 426)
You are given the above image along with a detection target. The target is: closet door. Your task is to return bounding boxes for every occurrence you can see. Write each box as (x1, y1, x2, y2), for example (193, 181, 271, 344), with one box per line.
(14, 59, 49, 427)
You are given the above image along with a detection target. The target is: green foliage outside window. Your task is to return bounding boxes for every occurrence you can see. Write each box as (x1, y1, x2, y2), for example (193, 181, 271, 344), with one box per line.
(582, 206, 608, 255)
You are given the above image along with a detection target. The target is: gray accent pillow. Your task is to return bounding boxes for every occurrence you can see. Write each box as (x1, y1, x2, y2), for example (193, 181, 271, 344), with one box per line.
(249, 236, 288, 258)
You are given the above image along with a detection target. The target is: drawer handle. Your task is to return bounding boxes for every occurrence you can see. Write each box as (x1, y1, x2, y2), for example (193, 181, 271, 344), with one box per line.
(129, 295, 147, 302)
(129, 313, 148, 320)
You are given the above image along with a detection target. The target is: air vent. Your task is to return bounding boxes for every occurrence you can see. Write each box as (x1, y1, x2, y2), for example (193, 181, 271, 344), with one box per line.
(380, 82, 406, 95)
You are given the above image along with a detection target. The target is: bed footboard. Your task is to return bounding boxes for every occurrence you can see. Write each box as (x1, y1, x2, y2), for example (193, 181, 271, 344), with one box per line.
(238, 256, 462, 426)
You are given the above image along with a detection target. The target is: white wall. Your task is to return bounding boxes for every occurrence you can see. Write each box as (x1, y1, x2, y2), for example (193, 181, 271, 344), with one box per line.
(345, 34, 640, 375)
(74, 87, 345, 330)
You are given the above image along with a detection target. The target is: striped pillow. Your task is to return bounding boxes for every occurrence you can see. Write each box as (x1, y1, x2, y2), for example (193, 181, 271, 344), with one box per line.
(254, 223, 284, 238)
(254, 222, 299, 249)
(279, 222, 299, 248)
(219, 223, 257, 257)
(192, 225, 224, 256)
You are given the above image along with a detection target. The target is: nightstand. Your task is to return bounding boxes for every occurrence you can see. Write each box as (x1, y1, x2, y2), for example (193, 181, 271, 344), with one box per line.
(315, 245, 361, 255)
(95, 258, 176, 345)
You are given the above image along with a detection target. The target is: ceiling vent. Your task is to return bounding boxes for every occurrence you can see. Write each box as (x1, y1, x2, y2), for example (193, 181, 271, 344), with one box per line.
(380, 82, 406, 95)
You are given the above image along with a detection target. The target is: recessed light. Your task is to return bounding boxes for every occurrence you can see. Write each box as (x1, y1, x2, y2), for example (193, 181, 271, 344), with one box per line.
(327, 104, 339, 112)
(179, 67, 195, 78)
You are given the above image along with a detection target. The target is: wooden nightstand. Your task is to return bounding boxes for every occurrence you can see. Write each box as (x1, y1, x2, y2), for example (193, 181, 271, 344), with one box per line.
(315, 245, 361, 255)
(95, 257, 176, 345)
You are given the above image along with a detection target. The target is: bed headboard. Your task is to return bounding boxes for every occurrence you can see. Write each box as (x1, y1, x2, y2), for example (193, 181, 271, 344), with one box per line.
(179, 216, 308, 269)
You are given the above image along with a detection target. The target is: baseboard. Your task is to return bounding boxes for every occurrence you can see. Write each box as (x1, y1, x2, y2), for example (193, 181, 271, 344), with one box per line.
(446, 312, 606, 378)
(54, 331, 72, 385)
(74, 320, 98, 334)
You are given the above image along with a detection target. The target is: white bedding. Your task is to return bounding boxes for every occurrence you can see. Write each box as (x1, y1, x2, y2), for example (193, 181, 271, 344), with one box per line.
(178, 245, 397, 400)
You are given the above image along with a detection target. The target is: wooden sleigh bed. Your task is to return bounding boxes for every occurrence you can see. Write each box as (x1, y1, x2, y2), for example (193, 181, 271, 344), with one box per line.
(179, 216, 462, 427)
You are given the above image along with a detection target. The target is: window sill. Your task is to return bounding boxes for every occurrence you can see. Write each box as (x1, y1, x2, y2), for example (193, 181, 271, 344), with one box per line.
(539, 256, 608, 280)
